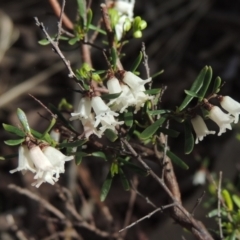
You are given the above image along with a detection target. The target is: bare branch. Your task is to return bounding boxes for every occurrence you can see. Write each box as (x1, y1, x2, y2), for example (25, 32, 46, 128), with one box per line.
(217, 171, 224, 239)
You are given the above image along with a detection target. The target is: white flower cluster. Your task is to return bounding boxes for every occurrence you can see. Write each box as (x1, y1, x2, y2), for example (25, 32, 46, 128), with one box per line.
(70, 71, 152, 138)
(113, 0, 135, 40)
(10, 144, 73, 188)
(191, 96, 240, 144)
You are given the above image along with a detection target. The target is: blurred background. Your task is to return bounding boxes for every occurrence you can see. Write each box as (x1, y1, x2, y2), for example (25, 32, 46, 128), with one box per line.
(0, 0, 240, 239)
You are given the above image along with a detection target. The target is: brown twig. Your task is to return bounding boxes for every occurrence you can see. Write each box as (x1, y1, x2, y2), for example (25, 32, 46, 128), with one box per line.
(217, 171, 224, 239)
(48, 0, 73, 30)
(191, 191, 206, 216)
(55, 0, 66, 43)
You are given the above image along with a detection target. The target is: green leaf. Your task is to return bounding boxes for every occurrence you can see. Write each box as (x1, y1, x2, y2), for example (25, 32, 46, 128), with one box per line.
(144, 88, 162, 95)
(222, 189, 233, 211)
(88, 24, 106, 35)
(184, 120, 194, 154)
(2, 124, 25, 137)
(86, 8, 93, 31)
(104, 129, 118, 142)
(139, 117, 166, 140)
(101, 92, 122, 100)
(75, 146, 84, 165)
(30, 129, 54, 144)
(124, 111, 133, 127)
(100, 172, 113, 201)
(151, 69, 164, 79)
(38, 38, 50, 45)
(184, 90, 202, 98)
(130, 51, 143, 72)
(75, 152, 88, 158)
(179, 66, 208, 111)
(110, 162, 119, 177)
(41, 118, 56, 139)
(158, 127, 179, 138)
(49, 104, 76, 132)
(120, 159, 148, 176)
(91, 152, 107, 160)
(232, 194, 240, 209)
(119, 168, 130, 191)
(198, 66, 212, 100)
(147, 110, 171, 115)
(207, 209, 218, 218)
(166, 150, 189, 170)
(212, 76, 221, 94)
(0, 154, 18, 160)
(111, 47, 117, 69)
(68, 37, 78, 45)
(58, 139, 87, 148)
(77, 0, 86, 26)
(4, 139, 25, 146)
(17, 108, 31, 133)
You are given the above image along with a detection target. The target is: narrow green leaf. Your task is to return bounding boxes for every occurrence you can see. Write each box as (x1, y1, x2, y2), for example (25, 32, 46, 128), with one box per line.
(119, 159, 148, 176)
(38, 38, 50, 45)
(91, 152, 107, 160)
(0, 154, 18, 160)
(77, 0, 86, 26)
(119, 168, 130, 191)
(147, 110, 171, 115)
(130, 51, 143, 72)
(232, 194, 240, 209)
(4, 139, 25, 146)
(166, 150, 189, 170)
(151, 69, 164, 79)
(144, 88, 162, 95)
(30, 129, 54, 144)
(88, 24, 106, 35)
(184, 120, 194, 154)
(158, 127, 179, 138)
(222, 189, 233, 211)
(111, 47, 117, 69)
(198, 66, 212, 100)
(75, 146, 84, 165)
(2, 124, 25, 137)
(184, 90, 202, 98)
(75, 152, 88, 158)
(179, 66, 208, 111)
(101, 92, 122, 100)
(49, 104, 76, 132)
(212, 76, 222, 94)
(207, 209, 218, 218)
(124, 111, 133, 127)
(41, 118, 56, 139)
(104, 129, 118, 142)
(86, 8, 93, 31)
(58, 139, 87, 148)
(139, 117, 166, 140)
(68, 38, 78, 45)
(100, 172, 113, 201)
(110, 162, 119, 177)
(17, 108, 31, 133)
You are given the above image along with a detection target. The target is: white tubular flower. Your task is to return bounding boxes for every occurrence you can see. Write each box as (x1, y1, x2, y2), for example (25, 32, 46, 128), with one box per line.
(209, 106, 233, 136)
(10, 145, 36, 174)
(81, 113, 102, 138)
(191, 115, 215, 144)
(114, 0, 135, 19)
(91, 96, 124, 133)
(70, 97, 91, 121)
(115, 15, 128, 41)
(193, 169, 206, 185)
(42, 146, 73, 178)
(50, 129, 61, 143)
(32, 171, 58, 188)
(107, 77, 135, 113)
(28, 145, 53, 171)
(220, 96, 240, 124)
(122, 71, 151, 90)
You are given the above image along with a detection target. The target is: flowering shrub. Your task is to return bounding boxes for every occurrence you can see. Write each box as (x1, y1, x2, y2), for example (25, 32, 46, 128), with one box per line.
(2, 0, 240, 239)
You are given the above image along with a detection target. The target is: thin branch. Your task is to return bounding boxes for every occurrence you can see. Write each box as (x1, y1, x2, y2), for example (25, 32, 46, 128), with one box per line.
(119, 203, 176, 233)
(141, 42, 150, 79)
(217, 171, 224, 239)
(28, 94, 56, 119)
(191, 191, 206, 216)
(55, 0, 66, 43)
(121, 175, 138, 238)
(34, 17, 83, 90)
(48, 0, 73, 30)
